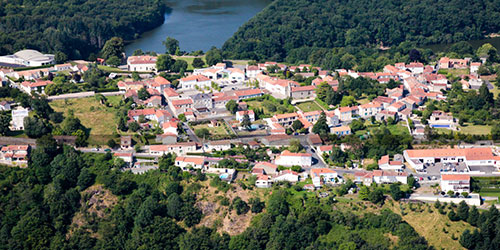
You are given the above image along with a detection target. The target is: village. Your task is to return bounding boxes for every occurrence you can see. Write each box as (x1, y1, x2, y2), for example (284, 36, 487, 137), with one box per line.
(0, 48, 500, 207)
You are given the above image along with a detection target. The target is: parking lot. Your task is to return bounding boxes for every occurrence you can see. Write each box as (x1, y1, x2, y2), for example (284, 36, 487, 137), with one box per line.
(422, 162, 469, 176)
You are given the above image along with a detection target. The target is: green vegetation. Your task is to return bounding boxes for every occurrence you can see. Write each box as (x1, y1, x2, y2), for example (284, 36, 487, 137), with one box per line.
(246, 94, 296, 118)
(471, 177, 500, 198)
(50, 97, 119, 145)
(0, 0, 167, 59)
(296, 101, 323, 112)
(223, 0, 500, 70)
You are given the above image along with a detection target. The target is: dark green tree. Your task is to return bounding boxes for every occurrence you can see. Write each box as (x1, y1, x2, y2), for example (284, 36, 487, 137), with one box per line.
(101, 37, 124, 60)
(205, 47, 223, 66)
(225, 100, 238, 114)
(192, 57, 205, 68)
(312, 112, 329, 137)
(0, 113, 11, 135)
(163, 37, 180, 55)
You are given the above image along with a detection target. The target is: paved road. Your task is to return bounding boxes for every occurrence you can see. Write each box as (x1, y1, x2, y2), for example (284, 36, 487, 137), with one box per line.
(183, 122, 200, 143)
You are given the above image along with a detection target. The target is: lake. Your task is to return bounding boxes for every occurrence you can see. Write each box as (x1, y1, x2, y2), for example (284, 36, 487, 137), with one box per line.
(124, 0, 272, 56)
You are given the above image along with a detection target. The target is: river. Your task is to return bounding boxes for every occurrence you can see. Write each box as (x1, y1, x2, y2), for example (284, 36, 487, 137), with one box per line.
(124, 0, 272, 56)
(424, 37, 500, 52)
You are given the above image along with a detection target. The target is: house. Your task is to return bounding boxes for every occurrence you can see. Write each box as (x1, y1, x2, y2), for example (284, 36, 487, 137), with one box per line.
(255, 174, 273, 188)
(227, 68, 246, 81)
(440, 174, 470, 193)
(127, 55, 157, 72)
(470, 62, 482, 74)
(358, 102, 383, 118)
(274, 150, 312, 167)
(307, 134, 322, 146)
(114, 152, 134, 164)
(439, 57, 450, 69)
(179, 75, 211, 89)
(20, 80, 52, 94)
(121, 135, 132, 149)
(0, 101, 11, 111)
(0, 145, 30, 165)
(204, 140, 232, 152)
(175, 156, 206, 170)
(128, 109, 157, 122)
(290, 85, 316, 99)
(11, 107, 29, 130)
(257, 74, 299, 98)
(261, 134, 292, 146)
(147, 76, 171, 92)
(406, 62, 424, 74)
(190, 93, 212, 110)
(372, 170, 408, 184)
(375, 110, 398, 122)
(387, 101, 406, 113)
(168, 98, 193, 115)
(404, 147, 497, 170)
(331, 126, 351, 137)
(233, 88, 263, 100)
(334, 106, 358, 121)
(156, 133, 177, 145)
(271, 113, 299, 127)
(143, 95, 162, 107)
(253, 162, 278, 176)
(273, 170, 299, 183)
(311, 168, 338, 188)
(246, 65, 262, 78)
(378, 155, 404, 170)
(236, 110, 255, 123)
(162, 121, 178, 135)
(354, 171, 374, 186)
(429, 111, 456, 129)
(325, 111, 340, 127)
(317, 145, 333, 156)
(149, 142, 198, 156)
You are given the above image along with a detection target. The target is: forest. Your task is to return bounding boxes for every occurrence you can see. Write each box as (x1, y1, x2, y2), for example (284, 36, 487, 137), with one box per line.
(0, 0, 167, 59)
(223, 0, 500, 67)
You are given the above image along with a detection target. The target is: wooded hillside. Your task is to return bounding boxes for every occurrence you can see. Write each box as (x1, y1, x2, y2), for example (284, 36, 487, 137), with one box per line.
(0, 0, 166, 59)
(222, 0, 500, 62)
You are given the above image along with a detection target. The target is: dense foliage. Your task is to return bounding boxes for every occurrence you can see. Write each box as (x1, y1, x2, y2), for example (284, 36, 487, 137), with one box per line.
(0, 0, 167, 59)
(223, 0, 500, 67)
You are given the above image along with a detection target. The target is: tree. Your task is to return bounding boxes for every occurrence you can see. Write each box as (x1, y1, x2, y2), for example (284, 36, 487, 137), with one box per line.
(205, 46, 223, 66)
(467, 206, 479, 226)
(409, 49, 421, 62)
(289, 139, 304, 153)
(171, 59, 188, 73)
(77, 168, 95, 190)
(192, 57, 205, 68)
(232, 197, 249, 215)
(54, 51, 67, 64)
(118, 117, 128, 131)
(128, 121, 140, 132)
(107, 139, 117, 149)
(225, 100, 238, 114)
(163, 37, 179, 55)
(368, 187, 384, 204)
(0, 114, 10, 135)
(340, 95, 357, 107)
(493, 124, 500, 140)
(156, 54, 174, 71)
(359, 185, 370, 200)
(167, 193, 183, 220)
(138, 87, 151, 100)
(241, 113, 252, 129)
(291, 119, 304, 131)
(132, 49, 144, 56)
(106, 56, 120, 67)
(457, 201, 469, 221)
(349, 119, 365, 132)
(479, 83, 494, 106)
(195, 128, 211, 139)
(389, 183, 404, 201)
(101, 37, 124, 60)
(448, 210, 459, 221)
(248, 197, 265, 213)
(24, 116, 51, 138)
(312, 112, 329, 137)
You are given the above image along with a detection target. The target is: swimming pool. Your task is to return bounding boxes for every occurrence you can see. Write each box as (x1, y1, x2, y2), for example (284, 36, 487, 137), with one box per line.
(431, 124, 450, 128)
(219, 174, 229, 179)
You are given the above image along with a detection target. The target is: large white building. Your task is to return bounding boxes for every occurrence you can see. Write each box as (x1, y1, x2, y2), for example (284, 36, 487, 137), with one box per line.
(404, 148, 498, 169)
(372, 170, 408, 184)
(310, 168, 338, 188)
(274, 150, 312, 167)
(127, 55, 157, 72)
(440, 174, 470, 193)
(0, 50, 54, 67)
(11, 107, 29, 130)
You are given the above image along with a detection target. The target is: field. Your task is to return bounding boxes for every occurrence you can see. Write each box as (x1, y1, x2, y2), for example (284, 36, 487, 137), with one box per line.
(471, 177, 500, 198)
(50, 97, 119, 145)
(191, 122, 236, 140)
(296, 101, 323, 112)
(437, 68, 470, 77)
(436, 123, 492, 135)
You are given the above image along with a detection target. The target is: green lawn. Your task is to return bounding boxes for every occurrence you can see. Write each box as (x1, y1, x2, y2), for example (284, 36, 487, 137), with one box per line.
(436, 123, 492, 135)
(50, 97, 118, 145)
(437, 68, 469, 77)
(296, 101, 323, 112)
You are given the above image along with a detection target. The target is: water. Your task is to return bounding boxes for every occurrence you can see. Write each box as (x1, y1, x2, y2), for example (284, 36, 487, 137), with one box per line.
(125, 0, 272, 55)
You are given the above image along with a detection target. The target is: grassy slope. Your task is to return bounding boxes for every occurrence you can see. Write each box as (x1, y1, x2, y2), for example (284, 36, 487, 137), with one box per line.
(50, 97, 118, 145)
(296, 101, 323, 112)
